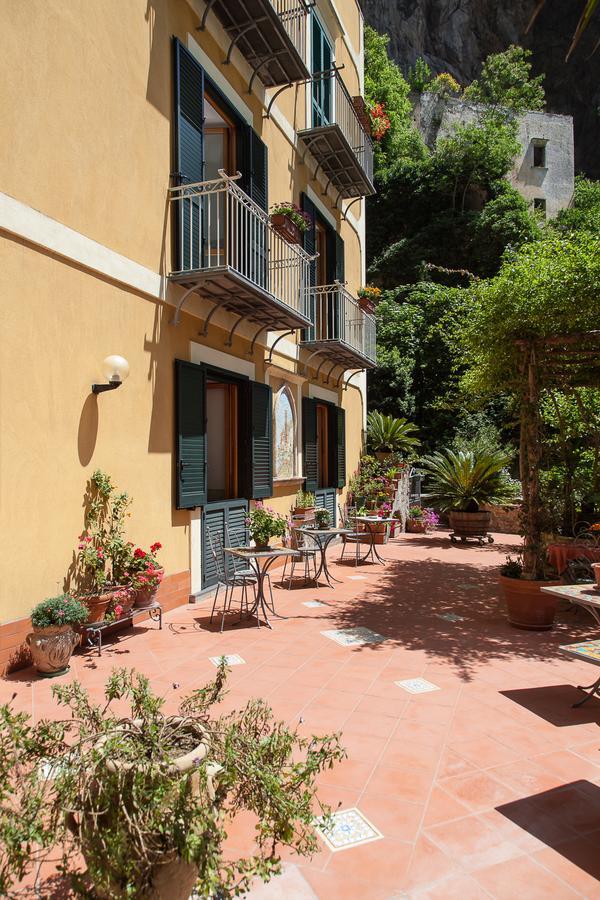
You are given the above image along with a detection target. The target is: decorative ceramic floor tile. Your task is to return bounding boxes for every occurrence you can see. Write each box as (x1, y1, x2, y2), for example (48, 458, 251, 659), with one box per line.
(436, 612, 465, 623)
(315, 808, 383, 852)
(395, 677, 440, 694)
(321, 627, 386, 647)
(347, 575, 367, 580)
(303, 600, 326, 608)
(209, 654, 245, 666)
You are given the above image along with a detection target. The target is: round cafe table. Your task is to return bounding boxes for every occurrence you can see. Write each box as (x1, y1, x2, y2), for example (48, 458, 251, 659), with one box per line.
(297, 527, 352, 587)
(546, 542, 600, 574)
(354, 516, 395, 565)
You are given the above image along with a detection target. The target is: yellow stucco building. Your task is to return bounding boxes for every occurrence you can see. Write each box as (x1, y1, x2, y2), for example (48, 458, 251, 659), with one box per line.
(0, 0, 376, 671)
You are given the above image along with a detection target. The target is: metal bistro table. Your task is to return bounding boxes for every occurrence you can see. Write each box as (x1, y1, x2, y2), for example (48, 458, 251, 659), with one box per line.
(297, 527, 352, 587)
(541, 583, 600, 626)
(354, 516, 395, 566)
(558, 639, 600, 707)
(225, 546, 301, 629)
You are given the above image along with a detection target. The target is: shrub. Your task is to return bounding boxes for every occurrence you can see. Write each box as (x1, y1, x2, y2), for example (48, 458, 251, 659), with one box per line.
(30, 595, 89, 630)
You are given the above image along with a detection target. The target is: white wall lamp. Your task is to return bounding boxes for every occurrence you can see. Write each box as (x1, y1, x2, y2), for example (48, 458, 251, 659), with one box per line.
(92, 355, 130, 394)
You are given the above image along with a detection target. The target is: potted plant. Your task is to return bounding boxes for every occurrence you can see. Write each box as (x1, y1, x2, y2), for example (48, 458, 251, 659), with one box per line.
(269, 202, 311, 245)
(357, 284, 382, 314)
(0, 665, 344, 899)
(367, 411, 420, 462)
(128, 542, 164, 609)
(26, 594, 88, 677)
(314, 507, 331, 529)
(499, 555, 562, 630)
(420, 448, 519, 542)
(246, 503, 287, 549)
(71, 470, 134, 623)
(292, 489, 316, 521)
(406, 506, 440, 534)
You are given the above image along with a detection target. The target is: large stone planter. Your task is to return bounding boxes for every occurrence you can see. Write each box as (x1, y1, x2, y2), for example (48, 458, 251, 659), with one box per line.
(499, 575, 562, 630)
(26, 624, 80, 677)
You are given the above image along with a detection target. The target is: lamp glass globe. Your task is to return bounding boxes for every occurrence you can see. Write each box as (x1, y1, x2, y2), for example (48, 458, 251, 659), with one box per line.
(102, 355, 130, 384)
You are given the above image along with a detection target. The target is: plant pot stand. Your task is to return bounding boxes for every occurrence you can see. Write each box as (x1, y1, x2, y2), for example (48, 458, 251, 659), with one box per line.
(79, 601, 163, 656)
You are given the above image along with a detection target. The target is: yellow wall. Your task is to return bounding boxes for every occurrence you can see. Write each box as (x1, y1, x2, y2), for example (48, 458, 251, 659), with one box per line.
(0, 0, 369, 624)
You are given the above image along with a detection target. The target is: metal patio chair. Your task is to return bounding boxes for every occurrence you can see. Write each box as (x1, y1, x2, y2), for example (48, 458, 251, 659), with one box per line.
(282, 527, 318, 588)
(207, 527, 257, 632)
(225, 523, 275, 609)
(338, 504, 363, 564)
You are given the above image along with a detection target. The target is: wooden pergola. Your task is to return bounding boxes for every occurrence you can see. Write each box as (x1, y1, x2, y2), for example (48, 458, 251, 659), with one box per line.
(516, 331, 600, 577)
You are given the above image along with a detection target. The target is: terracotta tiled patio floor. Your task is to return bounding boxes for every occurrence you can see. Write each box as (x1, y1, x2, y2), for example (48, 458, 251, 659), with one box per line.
(4, 531, 600, 898)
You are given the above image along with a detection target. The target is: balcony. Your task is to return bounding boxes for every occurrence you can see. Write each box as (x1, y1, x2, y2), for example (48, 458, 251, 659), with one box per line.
(169, 174, 312, 333)
(298, 70, 375, 199)
(300, 283, 377, 370)
(205, 0, 311, 88)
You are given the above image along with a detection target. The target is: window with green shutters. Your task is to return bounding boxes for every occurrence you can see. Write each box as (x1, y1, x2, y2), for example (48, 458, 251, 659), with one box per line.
(302, 398, 346, 492)
(175, 360, 207, 509)
(302, 397, 318, 493)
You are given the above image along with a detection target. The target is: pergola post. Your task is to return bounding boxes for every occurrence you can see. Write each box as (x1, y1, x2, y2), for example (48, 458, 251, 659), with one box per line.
(520, 342, 544, 578)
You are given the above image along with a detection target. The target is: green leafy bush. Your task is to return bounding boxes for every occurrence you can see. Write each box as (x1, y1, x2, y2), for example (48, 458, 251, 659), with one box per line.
(30, 595, 89, 629)
(0, 666, 344, 898)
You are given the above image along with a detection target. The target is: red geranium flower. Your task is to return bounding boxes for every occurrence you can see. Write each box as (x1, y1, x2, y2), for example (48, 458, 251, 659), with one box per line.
(134, 548, 146, 559)
(150, 542, 162, 554)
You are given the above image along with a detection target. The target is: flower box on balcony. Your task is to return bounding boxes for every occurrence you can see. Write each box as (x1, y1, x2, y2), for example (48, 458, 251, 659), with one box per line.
(270, 213, 302, 245)
(357, 296, 376, 314)
(352, 96, 372, 136)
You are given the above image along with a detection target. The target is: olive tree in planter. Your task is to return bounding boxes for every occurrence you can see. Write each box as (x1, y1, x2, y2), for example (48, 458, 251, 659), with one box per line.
(420, 448, 519, 542)
(0, 664, 344, 899)
(463, 233, 600, 628)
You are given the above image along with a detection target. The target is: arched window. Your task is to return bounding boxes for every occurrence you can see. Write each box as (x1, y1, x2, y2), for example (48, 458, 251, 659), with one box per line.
(273, 386, 297, 479)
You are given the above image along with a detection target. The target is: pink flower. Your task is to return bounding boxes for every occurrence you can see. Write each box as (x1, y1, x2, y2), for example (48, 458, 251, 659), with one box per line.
(57, 609, 64, 617)
(114, 604, 123, 618)
(78, 543, 85, 550)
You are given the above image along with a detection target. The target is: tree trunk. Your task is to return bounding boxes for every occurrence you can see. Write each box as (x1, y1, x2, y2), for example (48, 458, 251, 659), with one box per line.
(521, 345, 544, 579)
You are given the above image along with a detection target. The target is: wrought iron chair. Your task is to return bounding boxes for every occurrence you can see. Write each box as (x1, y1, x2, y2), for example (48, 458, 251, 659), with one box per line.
(282, 527, 318, 588)
(338, 504, 364, 564)
(207, 527, 257, 632)
(225, 524, 275, 609)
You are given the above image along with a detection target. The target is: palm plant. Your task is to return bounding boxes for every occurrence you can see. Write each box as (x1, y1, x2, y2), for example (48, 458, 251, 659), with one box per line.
(420, 448, 519, 512)
(367, 411, 420, 454)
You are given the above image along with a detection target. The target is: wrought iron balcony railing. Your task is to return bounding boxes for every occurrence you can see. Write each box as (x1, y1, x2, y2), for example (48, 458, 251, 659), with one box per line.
(169, 173, 312, 332)
(300, 283, 377, 369)
(202, 0, 311, 89)
(298, 69, 375, 199)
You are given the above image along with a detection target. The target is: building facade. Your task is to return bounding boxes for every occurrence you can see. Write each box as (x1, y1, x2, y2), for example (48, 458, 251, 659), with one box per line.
(413, 93, 574, 218)
(0, 0, 375, 672)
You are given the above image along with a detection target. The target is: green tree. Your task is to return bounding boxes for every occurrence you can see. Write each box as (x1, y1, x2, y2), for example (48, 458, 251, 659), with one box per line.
(554, 176, 600, 235)
(407, 57, 432, 93)
(364, 26, 426, 175)
(469, 181, 542, 272)
(463, 45, 545, 113)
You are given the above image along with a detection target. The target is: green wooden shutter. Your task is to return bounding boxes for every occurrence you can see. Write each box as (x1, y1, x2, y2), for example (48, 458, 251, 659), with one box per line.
(251, 382, 273, 499)
(335, 406, 346, 488)
(302, 397, 318, 493)
(239, 126, 268, 211)
(173, 39, 204, 271)
(335, 232, 345, 282)
(301, 193, 317, 340)
(175, 359, 206, 509)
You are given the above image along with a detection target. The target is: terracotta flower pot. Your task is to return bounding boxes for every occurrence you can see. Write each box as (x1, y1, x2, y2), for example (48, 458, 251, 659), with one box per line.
(26, 624, 80, 677)
(270, 213, 302, 245)
(133, 583, 161, 609)
(499, 575, 562, 630)
(357, 295, 376, 314)
(82, 589, 117, 624)
(407, 519, 427, 534)
(449, 510, 491, 538)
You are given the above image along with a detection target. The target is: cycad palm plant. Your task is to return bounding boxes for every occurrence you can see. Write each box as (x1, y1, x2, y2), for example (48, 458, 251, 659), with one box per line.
(367, 411, 420, 455)
(420, 448, 519, 512)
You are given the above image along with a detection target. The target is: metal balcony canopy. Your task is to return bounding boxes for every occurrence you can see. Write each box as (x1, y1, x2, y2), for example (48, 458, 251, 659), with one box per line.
(206, 0, 312, 88)
(298, 124, 375, 198)
(301, 335, 377, 370)
(170, 267, 312, 332)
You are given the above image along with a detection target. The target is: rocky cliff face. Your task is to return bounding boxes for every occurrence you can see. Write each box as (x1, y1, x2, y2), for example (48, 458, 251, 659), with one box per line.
(361, 0, 600, 177)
